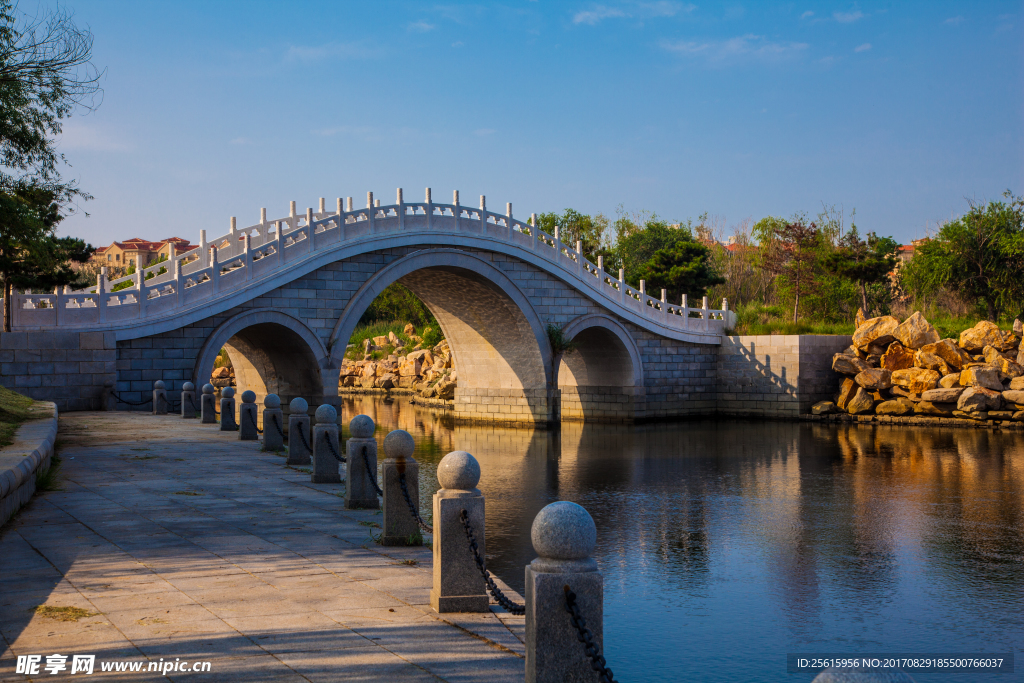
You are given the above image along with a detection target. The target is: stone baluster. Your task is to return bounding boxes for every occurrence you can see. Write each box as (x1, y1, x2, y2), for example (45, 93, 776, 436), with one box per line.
(526, 501, 603, 683)
(682, 294, 689, 330)
(219, 387, 237, 431)
(286, 398, 311, 465)
(479, 195, 486, 228)
(345, 414, 379, 509)
(702, 295, 709, 320)
(721, 298, 729, 323)
(238, 390, 258, 441)
(306, 207, 313, 243)
(397, 187, 405, 229)
(576, 240, 583, 277)
(181, 382, 196, 418)
(311, 404, 341, 483)
(381, 429, 421, 546)
(229, 215, 238, 243)
(506, 202, 513, 240)
(431, 450, 488, 613)
(136, 262, 147, 317)
(346, 196, 353, 212)
(367, 192, 375, 233)
(453, 190, 460, 231)
(102, 379, 116, 412)
(336, 197, 342, 216)
(152, 380, 167, 415)
(619, 268, 625, 303)
(243, 233, 252, 280)
(173, 249, 182, 307)
(97, 268, 107, 323)
(290, 200, 296, 228)
(639, 279, 646, 296)
(597, 255, 604, 275)
(198, 229, 207, 267)
(530, 212, 537, 248)
(200, 383, 217, 423)
(425, 187, 433, 230)
(210, 246, 219, 293)
(262, 394, 284, 450)
(318, 197, 326, 215)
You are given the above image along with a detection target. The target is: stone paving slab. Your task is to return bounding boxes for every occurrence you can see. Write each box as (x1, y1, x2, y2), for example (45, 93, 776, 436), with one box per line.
(0, 412, 525, 682)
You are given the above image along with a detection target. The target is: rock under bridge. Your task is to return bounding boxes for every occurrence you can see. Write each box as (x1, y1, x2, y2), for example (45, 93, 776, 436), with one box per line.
(3, 189, 745, 424)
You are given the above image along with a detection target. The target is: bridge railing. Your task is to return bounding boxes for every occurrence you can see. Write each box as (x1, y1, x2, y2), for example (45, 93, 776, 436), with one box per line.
(6, 188, 737, 335)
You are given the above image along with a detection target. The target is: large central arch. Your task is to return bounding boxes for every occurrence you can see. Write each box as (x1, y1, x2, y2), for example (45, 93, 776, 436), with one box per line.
(330, 249, 554, 425)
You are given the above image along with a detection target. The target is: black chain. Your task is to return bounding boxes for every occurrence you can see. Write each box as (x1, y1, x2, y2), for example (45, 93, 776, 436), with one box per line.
(564, 586, 617, 683)
(244, 409, 263, 434)
(113, 392, 153, 407)
(459, 509, 524, 614)
(361, 445, 383, 496)
(296, 424, 312, 454)
(268, 413, 284, 440)
(398, 471, 432, 534)
(323, 432, 346, 463)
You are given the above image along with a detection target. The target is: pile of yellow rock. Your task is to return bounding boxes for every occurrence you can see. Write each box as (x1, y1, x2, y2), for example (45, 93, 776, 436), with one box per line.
(339, 338, 456, 400)
(815, 312, 1024, 422)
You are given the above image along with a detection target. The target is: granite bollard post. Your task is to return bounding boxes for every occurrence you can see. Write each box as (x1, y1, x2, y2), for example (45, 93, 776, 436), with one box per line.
(311, 404, 342, 483)
(286, 398, 311, 465)
(381, 429, 422, 546)
(526, 501, 604, 683)
(219, 387, 237, 431)
(430, 450, 488, 613)
(102, 380, 116, 411)
(152, 380, 167, 415)
(180, 382, 197, 418)
(200, 384, 217, 423)
(262, 394, 284, 450)
(238, 390, 259, 440)
(344, 415, 379, 510)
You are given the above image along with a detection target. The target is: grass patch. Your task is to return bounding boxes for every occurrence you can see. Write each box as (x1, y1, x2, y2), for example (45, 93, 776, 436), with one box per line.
(344, 320, 443, 361)
(0, 385, 34, 447)
(32, 605, 98, 622)
(35, 454, 63, 492)
(729, 303, 856, 336)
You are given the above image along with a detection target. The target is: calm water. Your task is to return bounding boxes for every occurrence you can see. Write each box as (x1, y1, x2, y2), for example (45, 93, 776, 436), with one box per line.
(338, 396, 1024, 683)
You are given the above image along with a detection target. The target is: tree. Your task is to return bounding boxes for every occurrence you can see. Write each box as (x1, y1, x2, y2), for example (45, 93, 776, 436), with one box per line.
(635, 239, 724, 304)
(615, 218, 693, 285)
(775, 221, 821, 323)
(822, 227, 899, 314)
(536, 208, 611, 265)
(903, 192, 1024, 321)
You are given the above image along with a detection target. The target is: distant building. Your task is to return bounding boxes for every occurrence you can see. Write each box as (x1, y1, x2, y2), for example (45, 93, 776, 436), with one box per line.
(897, 238, 929, 263)
(92, 237, 197, 271)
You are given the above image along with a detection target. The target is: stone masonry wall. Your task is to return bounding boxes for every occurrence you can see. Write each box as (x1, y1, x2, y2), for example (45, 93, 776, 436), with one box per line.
(716, 335, 851, 417)
(0, 331, 116, 411)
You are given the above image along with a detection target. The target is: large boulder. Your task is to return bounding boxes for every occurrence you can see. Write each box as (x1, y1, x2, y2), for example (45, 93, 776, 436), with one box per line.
(919, 339, 971, 370)
(876, 399, 914, 416)
(939, 372, 961, 388)
(854, 368, 892, 390)
(891, 367, 941, 393)
(435, 380, 456, 400)
(959, 366, 1004, 391)
(921, 387, 964, 402)
(895, 311, 940, 349)
(836, 378, 858, 411)
(853, 316, 900, 351)
(1002, 390, 1024, 405)
(989, 356, 1024, 379)
(1011, 377, 1024, 391)
(880, 342, 916, 371)
(959, 321, 1004, 352)
(983, 345, 1014, 364)
(957, 386, 1002, 413)
(832, 353, 871, 376)
(1015, 318, 1023, 335)
(398, 357, 422, 377)
(846, 388, 875, 415)
(914, 350, 950, 376)
(915, 401, 956, 416)
(1001, 330, 1021, 352)
(377, 373, 397, 390)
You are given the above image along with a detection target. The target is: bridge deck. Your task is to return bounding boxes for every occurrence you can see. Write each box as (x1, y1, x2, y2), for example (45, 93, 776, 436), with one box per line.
(0, 413, 524, 681)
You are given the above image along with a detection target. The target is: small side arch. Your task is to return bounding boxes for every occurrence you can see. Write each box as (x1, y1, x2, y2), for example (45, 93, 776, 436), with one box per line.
(557, 313, 644, 422)
(193, 309, 330, 405)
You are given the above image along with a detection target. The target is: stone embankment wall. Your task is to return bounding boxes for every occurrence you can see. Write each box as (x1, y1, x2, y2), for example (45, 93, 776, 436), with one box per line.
(0, 332, 116, 411)
(717, 335, 852, 417)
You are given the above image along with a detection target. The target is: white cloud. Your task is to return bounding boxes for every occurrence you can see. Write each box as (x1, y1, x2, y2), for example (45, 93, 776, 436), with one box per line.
(408, 21, 435, 33)
(284, 42, 380, 63)
(574, 5, 627, 24)
(661, 34, 809, 63)
(854, 42, 871, 52)
(944, 16, 964, 25)
(833, 9, 864, 23)
(573, 2, 694, 25)
(57, 122, 132, 152)
(801, 11, 814, 19)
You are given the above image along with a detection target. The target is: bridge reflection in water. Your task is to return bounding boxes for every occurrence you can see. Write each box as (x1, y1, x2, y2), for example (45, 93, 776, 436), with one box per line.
(340, 394, 1024, 683)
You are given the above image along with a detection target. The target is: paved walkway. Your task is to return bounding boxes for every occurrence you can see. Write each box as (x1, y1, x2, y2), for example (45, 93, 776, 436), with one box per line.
(0, 412, 525, 682)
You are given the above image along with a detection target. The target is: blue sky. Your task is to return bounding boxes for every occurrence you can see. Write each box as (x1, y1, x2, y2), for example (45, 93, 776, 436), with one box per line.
(46, 1, 1023, 247)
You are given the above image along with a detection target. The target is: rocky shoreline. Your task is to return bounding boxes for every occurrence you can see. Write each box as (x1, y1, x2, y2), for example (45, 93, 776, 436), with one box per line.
(815, 312, 1024, 427)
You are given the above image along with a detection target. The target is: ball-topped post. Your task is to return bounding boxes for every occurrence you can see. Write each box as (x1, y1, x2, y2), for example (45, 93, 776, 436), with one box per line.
(380, 429, 422, 546)
(261, 394, 284, 451)
(200, 383, 217, 424)
(526, 501, 603, 683)
(238, 390, 259, 441)
(431, 451, 488, 613)
(286, 397, 311, 465)
(152, 380, 168, 415)
(219, 386, 238, 431)
(345, 414, 379, 510)
(181, 381, 197, 419)
(311, 404, 341, 484)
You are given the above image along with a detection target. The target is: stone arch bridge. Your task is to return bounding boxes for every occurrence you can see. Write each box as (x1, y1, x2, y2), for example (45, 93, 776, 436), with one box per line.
(4, 188, 748, 424)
